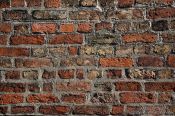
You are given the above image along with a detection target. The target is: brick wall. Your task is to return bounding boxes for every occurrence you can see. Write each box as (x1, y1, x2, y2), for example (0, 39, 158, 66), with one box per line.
(0, 0, 175, 115)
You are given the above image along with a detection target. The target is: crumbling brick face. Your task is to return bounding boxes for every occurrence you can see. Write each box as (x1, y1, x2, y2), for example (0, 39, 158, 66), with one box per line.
(0, 0, 175, 115)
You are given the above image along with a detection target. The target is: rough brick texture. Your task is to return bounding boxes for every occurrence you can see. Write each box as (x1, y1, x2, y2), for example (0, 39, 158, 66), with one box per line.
(0, 0, 175, 115)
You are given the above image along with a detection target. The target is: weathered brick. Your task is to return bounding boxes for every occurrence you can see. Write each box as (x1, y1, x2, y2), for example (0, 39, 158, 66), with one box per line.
(61, 0, 79, 7)
(49, 47, 66, 57)
(91, 93, 115, 103)
(32, 10, 67, 20)
(3, 10, 29, 21)
(126, 69, 156, 79)
(23, 70, 38, 80)
(152, 20, 168, 31)
(80, 0, 97, 7)
(88, 34, 118, 45)
(16, 58, 53, 68)
(14, 24, 29, 34)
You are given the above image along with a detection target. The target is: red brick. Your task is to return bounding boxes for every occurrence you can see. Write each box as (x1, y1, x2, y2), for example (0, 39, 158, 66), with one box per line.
(43, 83, 53, 92)
(0, 94, 23, 105)
(32, 23, 57, 33)
(0, 35, 7, 45)
(60, 24, 75, 33)
(106, 69, 122, 79)
(16, 58, 53, 68)
(28, 83, 40, 92)
(95, 22, 112, 31)
(0, 0, 10, 8)
(120, 92, 156, 103)
(118, 0, 134, 8)
(11, 0, 25, 7)
(137, 56, 163, 67)
(49, 34, 83, 44)
(99, 58, 133, 67)
(0, 23, 11, 33)
(61, 94, 86, 104)
(145, 82, 175, 92)
(122, 33, 157, 43)
(5, 71, 20, 79)
(115, 82, 141, 91)
(11, 106, 35, 114)
(167, 55, 175, 67)
(73, 105, 110, 115)
(111, 105, 124, 115)
(11, 35, 45, 45)
(0, 48, 29, 57)
(27, 94, 59, 103)
(44, 0, 61, 8)
(68, 46, 78, 55)
(42, 70, 56, 79)
(77, 23, 92, 33)
(76, 69, 84, 79)
(0, 107, 7, 114)
(26, 0, 41, 7)
(0, 83, 25, 92)
(57, 81, 91, 91)
(39, 105, 70, 115)
(147, 8, 175, 19)
(58, 69, 75, 79)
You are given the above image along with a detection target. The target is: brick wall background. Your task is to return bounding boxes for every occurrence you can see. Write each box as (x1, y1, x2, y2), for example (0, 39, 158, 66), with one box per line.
(0, 0, 175, 115)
